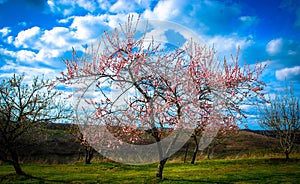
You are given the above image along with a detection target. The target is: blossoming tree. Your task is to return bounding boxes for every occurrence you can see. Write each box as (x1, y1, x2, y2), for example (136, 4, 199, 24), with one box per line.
(59, 15, 267, 179)
(187, 45, 267, 164)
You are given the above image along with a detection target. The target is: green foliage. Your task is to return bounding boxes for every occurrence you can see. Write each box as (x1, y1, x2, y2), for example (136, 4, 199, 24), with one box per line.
(1, 158, 299, 183)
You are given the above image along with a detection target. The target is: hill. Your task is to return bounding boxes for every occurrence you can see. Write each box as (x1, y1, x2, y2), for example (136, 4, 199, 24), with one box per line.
(8, 123, 300, 164)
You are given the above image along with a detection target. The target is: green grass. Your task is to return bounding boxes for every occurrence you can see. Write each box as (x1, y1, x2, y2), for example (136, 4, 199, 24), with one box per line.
(1, 158, 300, 183)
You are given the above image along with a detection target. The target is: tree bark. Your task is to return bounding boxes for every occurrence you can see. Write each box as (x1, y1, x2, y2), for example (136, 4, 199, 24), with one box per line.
(183, 143, 189, 163)
(85, 146, 94, 164)
(191, 135, 198, 164)
(10, 148, 25, 175)
(285, 151, 290, 161)
(206, 146, 211, 160)
(156, 158, 168, 179)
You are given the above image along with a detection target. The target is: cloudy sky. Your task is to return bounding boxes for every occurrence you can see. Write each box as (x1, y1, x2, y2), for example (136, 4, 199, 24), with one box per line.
(0, 0, 299, 129)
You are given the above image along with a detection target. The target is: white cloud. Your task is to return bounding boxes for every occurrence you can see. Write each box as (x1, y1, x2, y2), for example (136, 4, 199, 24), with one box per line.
(0, 60, 60, 81)
(7, 36, 13, 44)
(47, 0, 98, 16)
(14, 26, 41, 48)
(144, 0, 242, 35)
(7, 26, 77, 66)
(107, 13, 136, 28)
(0, 27, 11, 37)
(77, 0, 97, 12)
(58, 16, 74, 24)
(47, 0, 76, 16)
(40, 27, 73, 49)
(266, 38, 283, 55)
(97, 0, 112, 10)
(47, 0, 55, 11)
(275, 66, 300, 81)
(239, 16, 257, 23)
(16, 50, 36, 63)
(1, 10, 260, 73)
(204, 34, 254, 58)
(109, 0, 151, 13)
(239, 16, 258, 27)
(69, 13, 136, 40)
(4, 14, 131, 67)
(35, 26, 86, 62)
(70, 14, 108, 40)
(110, 0, 136, 13)
(0, 47, 54, 65)
(0, 48, 16, 58)
(144, 0, 183, 20)
(35, 48, 61, 63)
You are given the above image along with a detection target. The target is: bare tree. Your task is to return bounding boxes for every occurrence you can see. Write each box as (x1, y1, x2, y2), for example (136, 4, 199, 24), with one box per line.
(0, 74, 71, 175)
(259, 84, 300, 160)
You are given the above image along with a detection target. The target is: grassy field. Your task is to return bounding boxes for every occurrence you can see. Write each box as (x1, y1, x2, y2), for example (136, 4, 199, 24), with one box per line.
(1, 158, 300, 183)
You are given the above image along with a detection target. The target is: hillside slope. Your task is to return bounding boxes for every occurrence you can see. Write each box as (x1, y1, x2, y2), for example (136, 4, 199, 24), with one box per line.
(8, 124, 300, 163)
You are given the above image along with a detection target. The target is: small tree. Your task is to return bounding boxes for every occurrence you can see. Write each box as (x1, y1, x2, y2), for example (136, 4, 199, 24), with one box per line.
(259, 84, 300, 160)
(67, 124, 95, 164)
(205, 125, 239, 160)
(0, 74, 70, 175)
(189, 120, 239, 163)
(187, 47, 267, 164)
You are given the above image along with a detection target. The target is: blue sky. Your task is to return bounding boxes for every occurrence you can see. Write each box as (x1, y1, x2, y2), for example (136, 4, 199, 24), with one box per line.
(0, 0, 299, 129)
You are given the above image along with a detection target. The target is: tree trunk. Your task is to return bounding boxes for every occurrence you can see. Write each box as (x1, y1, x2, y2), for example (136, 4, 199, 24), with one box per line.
(85, 146, 94, 164)
(285, 151, 290, 161)
(156, 158, 168, 179)
(184, 143, 189, 163)
(10, 148, 25, 175)
(207, 146, 211, 160)
(191, 135, 198, 164)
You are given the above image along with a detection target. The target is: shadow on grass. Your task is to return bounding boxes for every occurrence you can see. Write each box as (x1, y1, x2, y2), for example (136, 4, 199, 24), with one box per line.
(163, 174, 285, 184)
(164, 177, 262, 184)
(265, 158, 299, 164)
(0, 173, 65, 183)
(163, 178, 232, 183)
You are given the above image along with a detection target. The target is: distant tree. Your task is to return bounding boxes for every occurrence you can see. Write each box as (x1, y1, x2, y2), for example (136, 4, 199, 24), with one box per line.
(67, 124, 95, 164)
(259, 84, 300, 160)
(205, 125, 239, 160)
(0, 74, 71, 175)
(191, 121, 238, 164)
(189, 118, 239, 163)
